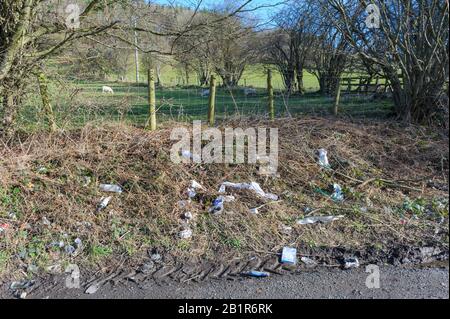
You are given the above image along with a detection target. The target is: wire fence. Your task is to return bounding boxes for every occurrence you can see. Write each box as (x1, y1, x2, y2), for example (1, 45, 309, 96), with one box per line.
(19, 73, 399, 131)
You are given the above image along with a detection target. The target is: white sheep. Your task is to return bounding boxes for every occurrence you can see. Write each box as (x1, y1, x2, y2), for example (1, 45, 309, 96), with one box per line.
(200, 89, 210, 97)
(244, 87, 257, 96)
(102, 86, 114, 94)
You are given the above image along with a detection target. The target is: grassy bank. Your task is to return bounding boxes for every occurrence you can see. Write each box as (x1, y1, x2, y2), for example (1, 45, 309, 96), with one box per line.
(0, 117, 448, 281)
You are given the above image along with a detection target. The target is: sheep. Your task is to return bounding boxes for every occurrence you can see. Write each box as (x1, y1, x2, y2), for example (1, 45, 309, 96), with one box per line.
(200, 89, 210, 97)
(102, 86, 114, 94)
(244, 87, 257, 96)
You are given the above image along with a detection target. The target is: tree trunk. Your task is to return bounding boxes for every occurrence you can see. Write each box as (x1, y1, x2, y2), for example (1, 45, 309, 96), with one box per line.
(279, 66, 295, 94)
(184, 66, 189, 86)
(37, 73, 57, 132)
(1, 92, 18, 137)
(296, 68, 304, 94)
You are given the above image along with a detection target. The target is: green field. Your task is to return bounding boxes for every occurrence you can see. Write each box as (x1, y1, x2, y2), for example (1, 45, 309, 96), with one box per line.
(131, 64, 320, 90)
(20, 65, 394, 131)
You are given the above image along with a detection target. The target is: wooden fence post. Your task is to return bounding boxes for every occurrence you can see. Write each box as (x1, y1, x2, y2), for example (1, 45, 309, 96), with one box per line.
(147, 69, 156, 131)
(333, 77, 342, 116)
(267, 69, 274, 120)
(207, 75, 216, 126)
(37, 72, 57, 132)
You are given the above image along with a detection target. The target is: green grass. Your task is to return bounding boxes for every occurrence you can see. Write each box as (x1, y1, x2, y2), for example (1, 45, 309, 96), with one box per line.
(19, 65, 394, 131)
(90, 244, 113, 261)
(138, 64, 319, 90)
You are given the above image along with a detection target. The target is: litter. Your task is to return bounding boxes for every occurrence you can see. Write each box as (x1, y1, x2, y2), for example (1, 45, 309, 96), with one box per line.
(218, 182, 278, 201)
(99, 184, 123, 193)
(186, 188, 197, 199)
(183, 212, 193, 220)
(37, 167, 48, 174)
(74, 238, 82, 248)
(150, 253, 162, 262)
(65, 245, 76, 255)
(181, 150, 192, 159)
(191, 180, 204, 190)
(281, 247, 297, 265)
(85, 283, 100, 295)
(331, 184, 344, 202)
(187, 180, 204, 199)
(50, 241, 65, 249)
(301, 257, 318, 267)
(208, 195, 235, 214)
(344, 257, 360, 269)
(42, 216, 51, 226)
(249, 208, 259, 214)
(97, 196, 112, 211)
(314, 187, 330, 197)
(10, 280, 34, 290)
(179, 228, 193, 239)
(280, 225, 292, 232)
(317, 149, 330, 168)
(297, 215, 344, 225)
(208, 197, 224, 214)
(242, 271, 270, 278)
(19, 292, 27, 299)
(0, 223, 10, 233)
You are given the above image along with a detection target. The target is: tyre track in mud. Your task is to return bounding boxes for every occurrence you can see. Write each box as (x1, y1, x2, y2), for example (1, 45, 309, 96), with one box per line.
(3, 245, 448, 299)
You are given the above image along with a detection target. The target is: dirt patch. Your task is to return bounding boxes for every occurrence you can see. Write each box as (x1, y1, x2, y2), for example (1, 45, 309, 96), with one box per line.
(0, 117, 448, 286)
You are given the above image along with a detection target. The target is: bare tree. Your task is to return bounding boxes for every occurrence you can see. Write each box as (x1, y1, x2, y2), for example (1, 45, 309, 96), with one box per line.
(0, 0, 259, 135)
(323, 0, 449, 123)
(0, 0, 119, 135)
(209, 15, 259, 87)
(309, 23, 349, 96)
(173, 5, 261, 88)
(265, 0, 318, 94)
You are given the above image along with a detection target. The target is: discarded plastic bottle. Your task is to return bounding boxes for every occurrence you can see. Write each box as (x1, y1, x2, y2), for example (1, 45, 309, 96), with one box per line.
(243, 271, 270, 278)
(318, 149, 331, 168)
(99, 184, 123, 193)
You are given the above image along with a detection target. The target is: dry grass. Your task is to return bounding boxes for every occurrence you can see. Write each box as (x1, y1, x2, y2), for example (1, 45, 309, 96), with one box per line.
(0, 117, 448, 280)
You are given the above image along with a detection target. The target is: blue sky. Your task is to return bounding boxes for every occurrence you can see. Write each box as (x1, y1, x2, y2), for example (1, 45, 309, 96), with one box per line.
(152, 0, 286, 24)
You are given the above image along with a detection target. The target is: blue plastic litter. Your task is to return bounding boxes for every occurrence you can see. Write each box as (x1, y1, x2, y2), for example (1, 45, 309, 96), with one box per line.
(243, 271, 270, 278)
(281, 247, 297, 265)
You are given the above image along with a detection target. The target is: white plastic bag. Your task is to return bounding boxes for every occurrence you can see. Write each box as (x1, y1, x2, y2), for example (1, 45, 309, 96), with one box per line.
(317, 149, 330, 168)
(218, 181, 278, 201)
(297, 215, 344, 225)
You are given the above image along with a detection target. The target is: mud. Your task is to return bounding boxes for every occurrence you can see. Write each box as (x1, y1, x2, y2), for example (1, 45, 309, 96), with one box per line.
(3, 265, 448, 299)
(1, 245, 448, 299)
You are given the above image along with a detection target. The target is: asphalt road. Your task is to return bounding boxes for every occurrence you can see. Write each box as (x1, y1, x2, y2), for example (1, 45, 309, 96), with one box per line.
(18, 265, 449, 299)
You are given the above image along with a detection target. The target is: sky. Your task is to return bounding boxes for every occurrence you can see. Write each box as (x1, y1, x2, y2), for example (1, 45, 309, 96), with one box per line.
(152, 0, 286, 25)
